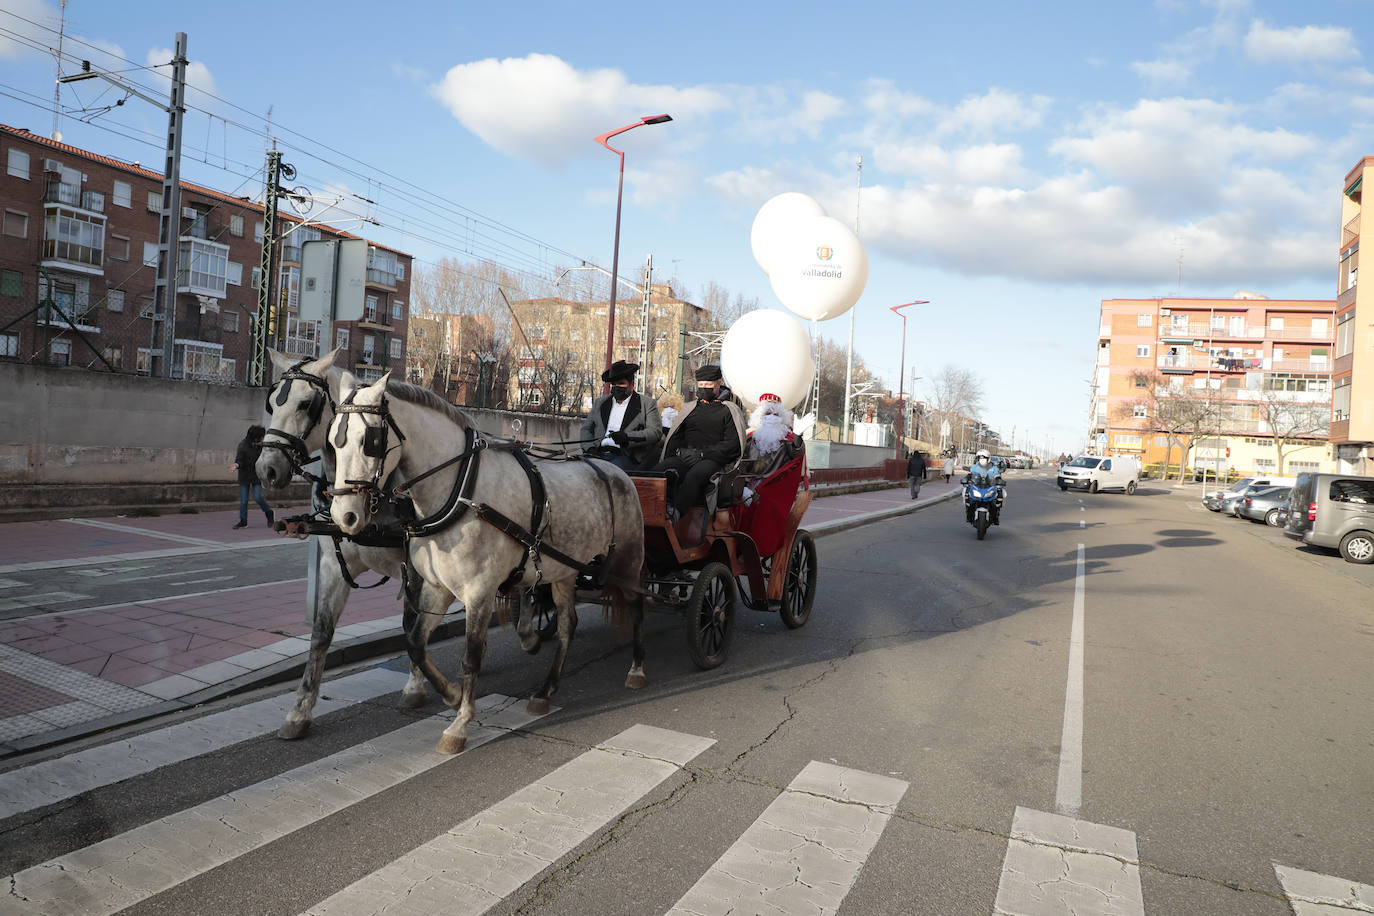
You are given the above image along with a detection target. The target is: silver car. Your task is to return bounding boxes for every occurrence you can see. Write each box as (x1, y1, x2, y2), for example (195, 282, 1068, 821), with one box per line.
(1235, 486, 1291, 527)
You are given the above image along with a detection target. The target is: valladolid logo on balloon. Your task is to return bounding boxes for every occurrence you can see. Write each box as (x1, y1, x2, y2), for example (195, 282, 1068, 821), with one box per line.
(750, 192, 869, 323)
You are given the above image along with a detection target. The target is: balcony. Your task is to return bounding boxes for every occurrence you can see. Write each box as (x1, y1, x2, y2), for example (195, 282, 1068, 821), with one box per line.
(365, 267, 397, 289)
(355, 348, 387, 368)
(1343, 212, 1360, 248)
(281, 244, 302, 263)
(41, 237, 104, 272)
(37, 303, 99, 332)
(1268, 358, 1329, 372)
(1157, 353, 1207, 371)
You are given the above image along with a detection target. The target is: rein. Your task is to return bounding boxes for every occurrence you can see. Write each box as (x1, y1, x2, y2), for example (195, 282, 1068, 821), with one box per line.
(260, 364, 335, 484)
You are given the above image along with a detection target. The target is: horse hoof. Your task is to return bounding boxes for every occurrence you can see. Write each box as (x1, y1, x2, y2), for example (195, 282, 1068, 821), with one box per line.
(526, 697, 551, 715)
(398, 690, 426, 709)
(625, 673, 647, 690)
(276, 719, 311, 740)
(435, 734, 466, 755)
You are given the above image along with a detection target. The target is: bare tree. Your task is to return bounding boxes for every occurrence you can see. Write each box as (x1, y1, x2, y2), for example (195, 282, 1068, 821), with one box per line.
(1254, 386, 1331, 473)
(1158, 383, 1222, 480)
(926, 365, 985, 451)
(698, 280, 760, 328)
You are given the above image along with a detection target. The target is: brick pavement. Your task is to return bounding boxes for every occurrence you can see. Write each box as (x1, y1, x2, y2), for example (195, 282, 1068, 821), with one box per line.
(0, 477, 962, 757)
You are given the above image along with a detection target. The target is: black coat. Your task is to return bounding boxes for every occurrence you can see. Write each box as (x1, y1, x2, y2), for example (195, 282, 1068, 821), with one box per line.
(235, 438, 263, 485)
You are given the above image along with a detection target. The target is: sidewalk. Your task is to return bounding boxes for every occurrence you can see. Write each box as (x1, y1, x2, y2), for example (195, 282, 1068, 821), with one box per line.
(0, 478, 961, 758)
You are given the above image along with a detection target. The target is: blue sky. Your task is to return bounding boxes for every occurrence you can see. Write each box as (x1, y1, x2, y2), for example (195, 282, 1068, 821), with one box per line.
(3, 0, 1371, 455)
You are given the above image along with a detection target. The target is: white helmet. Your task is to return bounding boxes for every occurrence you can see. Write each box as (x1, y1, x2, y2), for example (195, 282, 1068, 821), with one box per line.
(976, 449, 990, 459)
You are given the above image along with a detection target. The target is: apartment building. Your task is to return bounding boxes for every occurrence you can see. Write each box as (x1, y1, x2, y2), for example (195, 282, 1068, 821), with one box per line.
(506, 284, 715, 413)
(405, 311, 498, 406)
(0, 124, 409, 384)
(1090, 295, 1336, 475)
(1334, 158, 1373, 473)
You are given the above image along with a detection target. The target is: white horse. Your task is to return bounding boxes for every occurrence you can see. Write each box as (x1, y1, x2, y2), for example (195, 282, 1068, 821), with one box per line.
(328, 370, 647, 754)
(255, 348, 460, 739)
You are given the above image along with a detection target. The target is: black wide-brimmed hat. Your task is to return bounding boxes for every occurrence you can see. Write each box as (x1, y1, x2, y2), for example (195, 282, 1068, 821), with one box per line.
(602, 360, 639, 383)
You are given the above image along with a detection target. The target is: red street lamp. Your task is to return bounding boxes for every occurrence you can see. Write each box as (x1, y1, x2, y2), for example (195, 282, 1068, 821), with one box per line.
(594, 113, 673, 389)
(890, 300, 930, 458)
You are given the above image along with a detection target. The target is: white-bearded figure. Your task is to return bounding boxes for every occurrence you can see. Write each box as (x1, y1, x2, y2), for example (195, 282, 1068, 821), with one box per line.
(743, 392, 804, 482)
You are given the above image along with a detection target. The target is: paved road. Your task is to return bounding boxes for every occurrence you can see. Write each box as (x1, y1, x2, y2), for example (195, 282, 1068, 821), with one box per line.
(1, 471, 1370, 914)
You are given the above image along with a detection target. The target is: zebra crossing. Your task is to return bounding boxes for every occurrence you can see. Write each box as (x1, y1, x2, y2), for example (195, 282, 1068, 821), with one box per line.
(1, 673, 1369, 915)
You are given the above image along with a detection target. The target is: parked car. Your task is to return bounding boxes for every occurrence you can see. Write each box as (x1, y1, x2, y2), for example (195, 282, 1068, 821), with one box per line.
(1202, 475, 1296, 511)
(1217, 485, 1266, 517)
(1284, 473, 1374, 563)
(1057, 454, 1141, 494)
(1235, 486, 1291, 526)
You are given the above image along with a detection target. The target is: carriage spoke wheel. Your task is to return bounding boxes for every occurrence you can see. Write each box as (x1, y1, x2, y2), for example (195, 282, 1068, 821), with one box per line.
(779, 530, 817, 629)
(685, 562, 736, 670)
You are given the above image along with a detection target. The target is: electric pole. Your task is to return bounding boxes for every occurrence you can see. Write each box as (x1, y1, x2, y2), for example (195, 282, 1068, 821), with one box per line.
(842, 154, 861, 443)
(249, 150, 283, 386)
(152, 33, 189, 378)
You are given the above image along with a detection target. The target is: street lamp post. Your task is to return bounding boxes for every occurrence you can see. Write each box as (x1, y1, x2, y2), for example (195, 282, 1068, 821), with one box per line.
(594, 114, 672, 388)
(889, 300, 929, 458)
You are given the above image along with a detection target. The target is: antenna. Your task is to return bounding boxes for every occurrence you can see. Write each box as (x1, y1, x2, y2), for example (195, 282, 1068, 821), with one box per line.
(51, 0, 69, 140)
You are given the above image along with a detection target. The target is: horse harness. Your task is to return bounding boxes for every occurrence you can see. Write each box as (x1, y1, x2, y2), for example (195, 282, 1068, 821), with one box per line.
(330, 389, 620, 597)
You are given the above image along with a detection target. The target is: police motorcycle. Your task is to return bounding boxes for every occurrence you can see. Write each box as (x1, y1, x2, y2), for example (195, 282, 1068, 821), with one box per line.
(962, 449, 1006, 541)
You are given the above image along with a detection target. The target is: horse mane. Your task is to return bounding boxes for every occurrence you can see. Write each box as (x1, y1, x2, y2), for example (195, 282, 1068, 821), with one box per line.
(382, 377, 476, 428)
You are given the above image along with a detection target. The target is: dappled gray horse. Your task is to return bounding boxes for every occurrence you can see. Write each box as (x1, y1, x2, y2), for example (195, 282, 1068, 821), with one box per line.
(256, 348, 460, 739)
(328, 371, 647, 754)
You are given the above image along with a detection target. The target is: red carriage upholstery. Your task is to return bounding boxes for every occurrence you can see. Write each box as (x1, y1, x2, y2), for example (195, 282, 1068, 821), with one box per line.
(731, 456, 807, 558)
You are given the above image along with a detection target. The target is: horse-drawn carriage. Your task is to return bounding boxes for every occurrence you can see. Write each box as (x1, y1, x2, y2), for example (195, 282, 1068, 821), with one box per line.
(624, 455, 817, 669)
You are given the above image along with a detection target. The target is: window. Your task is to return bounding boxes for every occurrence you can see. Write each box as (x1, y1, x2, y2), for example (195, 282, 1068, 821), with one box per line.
(177, 238, 229, 297)
(1331, 479, 1374, 504)
(1172, 314, 1189, 328)
(335, 327, 349, 349)
(1137, 313, 1152, 326)
(106, 289, 124, 313)
(103, 345, 122, 367)
(7, 149, 29, 179)
(570, 330, 581, 341)
(112, 180, 131, 208)
(1101, 460, 1113, 470)
(221, 310, 238, 333)
(251, 266, 261, 289)
(143, 241, 160, 267)
(391, 299, 403, 319)
(395, 260, 405, 281)
(1212, 314, 1226, 329)
(3, 210, 27, 238)
(1114, 435, 1142, 448)
(1134, 375, 1148, 388)
(1133, 405, 1148, 418)
(1269, 316, 1284, 330)
(1136, 345, 1150, 357)
(1289, 460, 1320, 473)
(1154, 435, 1169, 446)
(1337, 311, 1354, 358)
(253, 221, 264, 243)
(365, 294, 378, 323)
(229, 214, 244, 237)
(1, 331, 18, 357)
(43, 208, 104, 268)
(147, 190, 161, 212)
(136, 348, 153, 374)
(0, 269, 21, 297)
(226, 261, 243, 286)
(390, 338, 402, 359)
(1333, 376, 1352, 421)
(108, 234, 129, 261)
(49, 338, 71, 366)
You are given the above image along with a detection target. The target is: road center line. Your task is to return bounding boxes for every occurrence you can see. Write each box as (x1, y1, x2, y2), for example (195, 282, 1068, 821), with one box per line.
(1056, 543, 1086, 817)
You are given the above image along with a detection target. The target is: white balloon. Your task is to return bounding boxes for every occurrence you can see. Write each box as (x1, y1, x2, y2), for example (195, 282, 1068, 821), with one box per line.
(750, 192, 827, 276)
(768, 215, 869, 322)
(720, 309, 815, 411)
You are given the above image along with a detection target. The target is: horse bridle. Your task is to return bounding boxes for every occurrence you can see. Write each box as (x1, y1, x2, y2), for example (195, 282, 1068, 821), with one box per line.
(329, 389, 408, 509)
(261, 364, 334, 481)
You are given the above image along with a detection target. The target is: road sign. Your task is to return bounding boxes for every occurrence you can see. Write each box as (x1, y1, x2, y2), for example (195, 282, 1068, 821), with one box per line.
(299, 238, 367, 324)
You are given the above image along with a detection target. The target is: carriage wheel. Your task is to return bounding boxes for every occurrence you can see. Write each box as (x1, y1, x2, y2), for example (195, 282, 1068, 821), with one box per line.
(685, 562, 736, 670)
(779, 530, 817, 629)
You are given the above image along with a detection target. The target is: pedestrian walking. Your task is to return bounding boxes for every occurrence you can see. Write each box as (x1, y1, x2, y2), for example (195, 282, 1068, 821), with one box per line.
(942, 454, 955, 483)
(230, 425, 274, 529)
(907, 450, 925, 499)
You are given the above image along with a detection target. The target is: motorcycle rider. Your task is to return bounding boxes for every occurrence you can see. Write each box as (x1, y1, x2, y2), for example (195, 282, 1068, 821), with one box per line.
(963, 448, 1006, 525)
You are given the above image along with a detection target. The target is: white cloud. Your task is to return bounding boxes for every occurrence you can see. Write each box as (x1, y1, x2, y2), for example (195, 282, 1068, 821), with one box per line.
(796, 91, 845, 135)
(861, 78, 935, 119)
(145, 47, 217, 97)
(430, 53, 726, 166)
(873, 141, 1026, 185)
(1244, 20, 1359, 66)
(0, 0, 54, 61)
(938, 88, 1050, 137)
(1130, 58, 1192, 88)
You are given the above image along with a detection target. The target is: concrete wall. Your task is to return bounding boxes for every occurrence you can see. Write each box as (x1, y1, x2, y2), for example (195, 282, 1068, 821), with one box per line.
(805, 440, 897, 470)
(0, 361, 586, 488)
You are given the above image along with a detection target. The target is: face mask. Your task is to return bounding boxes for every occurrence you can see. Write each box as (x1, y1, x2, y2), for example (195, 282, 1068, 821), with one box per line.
(697, 388, 717, 402)
(979, 458, 989, 466)
(612, 386, 630, 402)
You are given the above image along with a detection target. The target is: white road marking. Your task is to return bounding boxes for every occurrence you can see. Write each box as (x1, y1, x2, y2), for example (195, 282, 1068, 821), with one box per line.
(1056, 543, 1086, 817)
(1079, 520, 1086, 528)
(19, 577, 305, 618)
(130, 568, 223, 580)
(4, 694, 551, 916)
(0, 540, 283, 575)
(0, 591, 90, 611)
(61, 517, 226, 547)
(71, 565, 154, 578)
(0, 667, 410, 819)
(305, 724, 715, 916)
(173, 576, 236, 586)
(666, 761, 907, 916)
(1275, 864, 1374, 914)
(993, 806, 1143, 916)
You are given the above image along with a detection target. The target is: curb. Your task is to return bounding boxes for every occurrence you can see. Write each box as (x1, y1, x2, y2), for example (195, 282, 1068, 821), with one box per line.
(808, 488, 961, 537)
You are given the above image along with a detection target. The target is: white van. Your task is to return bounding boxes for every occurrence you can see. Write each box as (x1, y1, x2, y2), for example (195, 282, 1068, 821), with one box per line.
(1057, 454, 1141, 494)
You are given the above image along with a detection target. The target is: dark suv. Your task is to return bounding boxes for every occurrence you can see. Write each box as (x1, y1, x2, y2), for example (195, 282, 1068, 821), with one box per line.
(1283, 472, 1374, 563)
